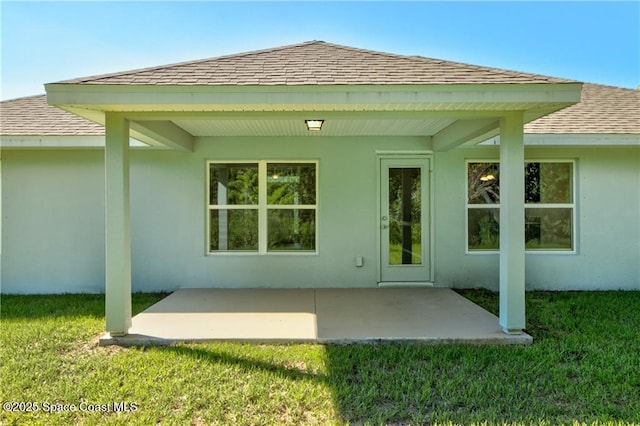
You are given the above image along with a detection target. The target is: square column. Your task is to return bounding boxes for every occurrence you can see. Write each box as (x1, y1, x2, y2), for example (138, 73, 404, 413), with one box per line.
(499, 112, 526, 334)
(105, 113, 132, 336)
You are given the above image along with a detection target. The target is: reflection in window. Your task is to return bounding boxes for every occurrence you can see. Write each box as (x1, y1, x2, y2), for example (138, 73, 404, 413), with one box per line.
(209, 163, 258, 205)
(468, 163, 500, 204)
(466, 161, 575, 251)
(468, 208, 500, 251)
(267, 209, 316, 251)
(208, 161, 317, 254)
(210, 209, 259, 251)
(388, 168, 422, 264)
(267, 163, 316, 205)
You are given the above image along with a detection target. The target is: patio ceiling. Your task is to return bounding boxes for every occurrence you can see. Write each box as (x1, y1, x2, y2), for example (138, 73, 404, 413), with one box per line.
(171, 116, 455, 137)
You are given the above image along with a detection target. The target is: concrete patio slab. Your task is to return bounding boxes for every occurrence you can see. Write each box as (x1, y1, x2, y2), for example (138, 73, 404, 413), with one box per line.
(100, 288, 532, 346)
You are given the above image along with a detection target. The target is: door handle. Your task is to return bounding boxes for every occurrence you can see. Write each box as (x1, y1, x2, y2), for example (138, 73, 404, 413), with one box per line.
(381, 224, 389, 229)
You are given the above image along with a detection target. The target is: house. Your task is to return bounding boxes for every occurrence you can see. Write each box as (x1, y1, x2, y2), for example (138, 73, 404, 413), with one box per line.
(1, 41, 638, 337)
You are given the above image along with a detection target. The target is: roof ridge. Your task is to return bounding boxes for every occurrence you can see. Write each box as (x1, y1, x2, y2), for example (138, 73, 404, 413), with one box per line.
(0, 93, 47, 104)
(295, 41, 575, 83)
(583, 82, 639, 92)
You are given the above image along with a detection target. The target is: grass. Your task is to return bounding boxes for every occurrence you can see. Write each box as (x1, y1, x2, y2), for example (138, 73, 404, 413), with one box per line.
(1, 291, 639, 425)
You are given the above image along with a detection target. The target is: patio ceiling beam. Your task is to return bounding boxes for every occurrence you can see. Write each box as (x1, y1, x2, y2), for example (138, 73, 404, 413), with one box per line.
(129, 120, 194, 152)
(432, 118, 499, 151)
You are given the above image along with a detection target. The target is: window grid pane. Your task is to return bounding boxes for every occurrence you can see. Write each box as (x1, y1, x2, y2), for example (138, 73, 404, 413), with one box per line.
(209, 163, 259, 206)
(267, 209, 316, 251)
(210, 209, 259, 251)
(525, 162, 573, 204)
(468, 208, 500, 250)
(468, 162, 500, 204)
(525, 207, 573, 250)
(267, 163, 316, 205)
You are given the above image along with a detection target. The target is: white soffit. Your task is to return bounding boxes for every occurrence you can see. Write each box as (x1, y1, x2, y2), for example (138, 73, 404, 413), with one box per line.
(171, 117, 456, 137)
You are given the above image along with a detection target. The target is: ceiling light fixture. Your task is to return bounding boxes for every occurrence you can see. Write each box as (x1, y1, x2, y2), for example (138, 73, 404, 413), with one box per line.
(305, 119, 324, 131)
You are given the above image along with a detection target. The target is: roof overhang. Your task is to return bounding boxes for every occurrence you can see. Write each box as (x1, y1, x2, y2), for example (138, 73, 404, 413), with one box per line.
(481, 133, 640, 147)
(0, 135, 147, 149)
(45, 82, 583, 151)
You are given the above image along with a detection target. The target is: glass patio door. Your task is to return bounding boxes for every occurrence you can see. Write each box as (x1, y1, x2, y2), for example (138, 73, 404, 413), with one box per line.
(379, 157, 430, 283)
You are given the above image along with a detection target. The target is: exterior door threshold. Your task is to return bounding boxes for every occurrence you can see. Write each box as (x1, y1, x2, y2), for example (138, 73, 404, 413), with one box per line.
(378, 282, 434, 288)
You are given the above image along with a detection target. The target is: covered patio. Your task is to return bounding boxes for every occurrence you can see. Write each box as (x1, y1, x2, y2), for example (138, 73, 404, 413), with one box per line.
(44, 41, 583, 341)
(99, 288, 532, 346)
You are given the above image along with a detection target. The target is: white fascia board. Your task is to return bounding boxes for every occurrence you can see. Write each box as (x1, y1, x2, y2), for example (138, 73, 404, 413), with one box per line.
(0, 135, 149, 149)
(45, 83, 583, 113)
(481, 134, 640, 147)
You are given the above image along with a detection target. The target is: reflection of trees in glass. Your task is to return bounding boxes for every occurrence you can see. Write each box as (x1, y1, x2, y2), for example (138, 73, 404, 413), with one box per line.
(525, 163, 572, 249)
(209, 162, 317, 253)
(467, 163, 500, 250)
(525, 162, 572, 203)
(468, 209, 499, 250)
(210, 210, 258, 251)
(468, 163, 500, 204)
(268, 210, 315, 251)
(467, 161, 573, 251)
(267, 164, 316, 205)
(266, 164, 316, 251)
(525, 208, 572, 249)
(210, 164, 258, 205)
(388, 168, 422, 264)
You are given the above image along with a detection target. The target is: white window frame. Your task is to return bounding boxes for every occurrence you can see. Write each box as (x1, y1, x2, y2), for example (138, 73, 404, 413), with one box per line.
(465, 159, 577, 255)
(206, 160, 319, 255)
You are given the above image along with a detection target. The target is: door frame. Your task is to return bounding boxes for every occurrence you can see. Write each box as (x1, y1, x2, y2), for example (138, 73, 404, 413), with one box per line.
(376, 151, 434, 285)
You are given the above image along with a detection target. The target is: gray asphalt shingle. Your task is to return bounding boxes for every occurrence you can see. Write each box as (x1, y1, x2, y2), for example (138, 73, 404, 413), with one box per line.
(55, 41, 573, 86)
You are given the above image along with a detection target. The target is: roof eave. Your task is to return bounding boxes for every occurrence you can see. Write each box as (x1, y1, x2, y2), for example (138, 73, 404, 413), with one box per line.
(45, 82, 582, 114)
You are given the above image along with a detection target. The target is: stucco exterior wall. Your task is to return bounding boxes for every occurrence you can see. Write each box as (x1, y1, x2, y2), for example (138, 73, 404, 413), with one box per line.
(2, 142, 638, 293)
(1, 150, 105, 293)
(128, 136, 430, 291)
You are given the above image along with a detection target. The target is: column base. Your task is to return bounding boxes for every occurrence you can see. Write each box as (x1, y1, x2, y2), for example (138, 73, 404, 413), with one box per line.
(502, 327, 524, 335)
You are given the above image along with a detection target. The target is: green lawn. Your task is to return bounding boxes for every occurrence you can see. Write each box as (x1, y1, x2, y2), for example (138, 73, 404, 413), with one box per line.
(1, 291, 639, 425)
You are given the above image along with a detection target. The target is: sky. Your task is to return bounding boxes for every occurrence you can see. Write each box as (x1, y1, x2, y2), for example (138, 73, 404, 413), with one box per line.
(1, 1, 638, 101)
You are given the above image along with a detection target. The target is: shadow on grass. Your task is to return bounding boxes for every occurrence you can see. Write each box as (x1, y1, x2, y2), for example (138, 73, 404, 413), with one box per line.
(3, 291, 639, 424)
(162, 344, 328, 383)
(0, 293, 169, 319)
(151, 290, 640, 425)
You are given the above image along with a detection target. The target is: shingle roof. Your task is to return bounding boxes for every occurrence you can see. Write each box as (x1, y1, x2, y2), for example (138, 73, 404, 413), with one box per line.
(0, 94, 104, 136)
(524, 83, 640, 134)
(57, 40, 573, 86)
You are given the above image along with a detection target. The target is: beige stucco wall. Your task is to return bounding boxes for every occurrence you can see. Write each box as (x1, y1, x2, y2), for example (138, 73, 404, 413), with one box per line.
(1, 141, 638, 293)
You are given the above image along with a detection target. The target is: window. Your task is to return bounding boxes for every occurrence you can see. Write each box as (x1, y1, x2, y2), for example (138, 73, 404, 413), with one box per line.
(467, 160, 575, 252)
(208, 161, 317, 254)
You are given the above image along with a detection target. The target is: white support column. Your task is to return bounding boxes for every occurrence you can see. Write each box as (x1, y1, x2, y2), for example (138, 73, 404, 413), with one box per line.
(499, 112, 526, 334)
(105, 113, 132, 336)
